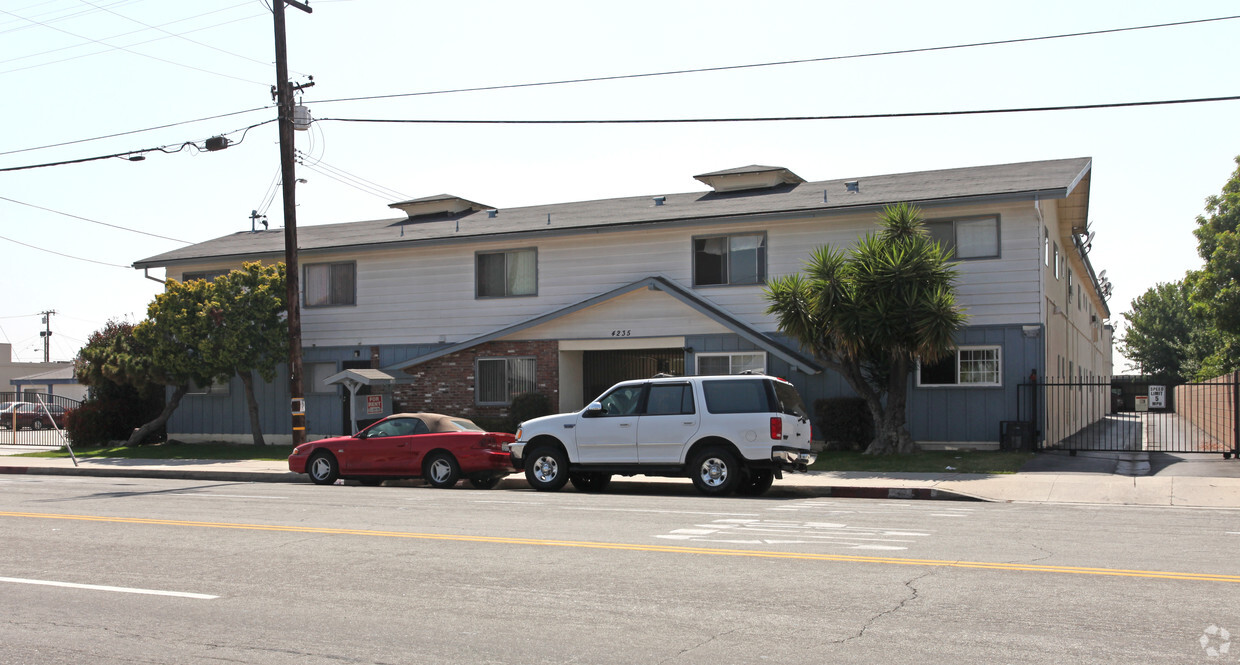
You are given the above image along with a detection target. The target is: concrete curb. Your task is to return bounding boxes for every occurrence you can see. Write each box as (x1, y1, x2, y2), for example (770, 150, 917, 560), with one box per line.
(0, 463, 983, 501)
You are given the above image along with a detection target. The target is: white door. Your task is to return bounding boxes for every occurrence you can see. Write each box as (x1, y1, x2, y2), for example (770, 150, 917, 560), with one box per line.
(637, 383, 699, 463)
(574, 384, 643, 463)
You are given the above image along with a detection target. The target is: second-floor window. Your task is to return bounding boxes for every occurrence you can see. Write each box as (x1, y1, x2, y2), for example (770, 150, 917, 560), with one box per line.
(693, 233, 766, 286)
(477, 248, 537, 298)
(305, 262, 356, 307)
(926, 216, 1000, 260)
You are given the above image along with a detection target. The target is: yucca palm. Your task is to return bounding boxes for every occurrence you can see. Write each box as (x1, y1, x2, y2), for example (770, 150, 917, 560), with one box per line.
(765, 203, 966, 454)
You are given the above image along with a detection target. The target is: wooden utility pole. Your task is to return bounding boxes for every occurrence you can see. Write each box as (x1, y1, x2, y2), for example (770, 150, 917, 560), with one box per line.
(273, 0, 312, 444)
(39, 310, 56, 362)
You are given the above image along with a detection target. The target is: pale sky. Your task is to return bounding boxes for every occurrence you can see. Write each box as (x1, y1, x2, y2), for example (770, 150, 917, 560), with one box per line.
(2, 0, 1238, 371)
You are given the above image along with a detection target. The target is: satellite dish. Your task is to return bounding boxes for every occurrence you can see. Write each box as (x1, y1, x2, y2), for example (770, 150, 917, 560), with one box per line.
(1098, 270, 1107, 281)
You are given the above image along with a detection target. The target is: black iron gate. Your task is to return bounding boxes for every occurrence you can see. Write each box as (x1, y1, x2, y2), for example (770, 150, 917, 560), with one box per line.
(0, 392, 80, 448)
(1016, 377, 1240, 457)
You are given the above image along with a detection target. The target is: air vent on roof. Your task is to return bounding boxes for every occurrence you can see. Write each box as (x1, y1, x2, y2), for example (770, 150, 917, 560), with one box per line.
(388, 194, 490, 220)
(693, 165, 805, 193)
(845, 180, 860, 193)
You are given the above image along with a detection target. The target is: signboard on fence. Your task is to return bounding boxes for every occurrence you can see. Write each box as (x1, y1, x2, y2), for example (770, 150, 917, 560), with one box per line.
(1148, 385, 1166, 409)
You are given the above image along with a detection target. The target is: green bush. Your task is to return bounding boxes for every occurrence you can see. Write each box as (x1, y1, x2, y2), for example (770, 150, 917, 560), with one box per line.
(813, 397, 873, 451)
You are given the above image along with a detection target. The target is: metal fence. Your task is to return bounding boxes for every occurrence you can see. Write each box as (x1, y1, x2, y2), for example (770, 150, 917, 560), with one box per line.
(0, 392, 81, 448)
(1014, 378, 1239, 457)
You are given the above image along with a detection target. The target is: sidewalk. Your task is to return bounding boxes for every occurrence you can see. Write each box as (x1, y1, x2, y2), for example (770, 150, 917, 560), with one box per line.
(3, 451, 1240, 508)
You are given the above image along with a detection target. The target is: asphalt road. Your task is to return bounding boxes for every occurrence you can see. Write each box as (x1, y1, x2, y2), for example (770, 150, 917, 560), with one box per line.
(2, 475, 1239, 664)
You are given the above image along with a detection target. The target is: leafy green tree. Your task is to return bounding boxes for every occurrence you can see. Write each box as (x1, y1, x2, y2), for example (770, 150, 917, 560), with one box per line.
(1191, 155, 1240, 375)
(72, 319, 165, 443)
(1119, 280, 1197, 381)
(208, 262, 287, 446)
(765, 203, 966, 455)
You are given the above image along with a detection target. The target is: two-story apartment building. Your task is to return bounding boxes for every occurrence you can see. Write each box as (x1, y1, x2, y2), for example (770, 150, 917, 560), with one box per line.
(133, 157, 1112, 446)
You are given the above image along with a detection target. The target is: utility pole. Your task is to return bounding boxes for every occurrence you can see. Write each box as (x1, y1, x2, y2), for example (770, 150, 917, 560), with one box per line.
(273, 0, 312, 445)
(39, 310, 56, 362)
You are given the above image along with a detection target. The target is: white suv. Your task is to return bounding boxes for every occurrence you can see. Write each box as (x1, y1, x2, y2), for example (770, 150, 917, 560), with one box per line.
(508, 373, 816, 496)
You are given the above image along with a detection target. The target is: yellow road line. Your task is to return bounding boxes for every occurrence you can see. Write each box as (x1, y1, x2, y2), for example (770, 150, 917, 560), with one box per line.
(4, 510, 1237, 583)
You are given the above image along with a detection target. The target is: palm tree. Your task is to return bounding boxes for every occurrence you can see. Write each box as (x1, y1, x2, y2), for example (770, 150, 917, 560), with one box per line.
(765, 203, 966, 454)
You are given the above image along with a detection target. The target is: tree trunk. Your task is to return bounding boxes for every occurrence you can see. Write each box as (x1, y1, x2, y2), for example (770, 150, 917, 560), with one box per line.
(238, 370, 266, 446)
(127, 384, 188, 446)
(863, 357, 919, 455)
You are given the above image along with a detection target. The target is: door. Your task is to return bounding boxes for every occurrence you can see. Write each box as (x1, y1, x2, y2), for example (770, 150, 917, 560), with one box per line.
(574, 383, 643, 463)
(343, 417, 425, 474)
(637, 382, 699, 463)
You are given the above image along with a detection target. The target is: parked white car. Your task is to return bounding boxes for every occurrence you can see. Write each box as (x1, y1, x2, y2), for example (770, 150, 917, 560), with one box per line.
(509, 373, 816, 496)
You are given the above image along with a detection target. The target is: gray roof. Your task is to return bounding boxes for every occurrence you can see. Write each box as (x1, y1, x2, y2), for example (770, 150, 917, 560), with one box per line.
(134, 157, 1092, 269)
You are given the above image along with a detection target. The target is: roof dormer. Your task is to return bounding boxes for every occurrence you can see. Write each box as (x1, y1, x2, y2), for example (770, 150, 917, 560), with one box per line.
(388, 194, 490, 220)
(693, 165, 805, 193)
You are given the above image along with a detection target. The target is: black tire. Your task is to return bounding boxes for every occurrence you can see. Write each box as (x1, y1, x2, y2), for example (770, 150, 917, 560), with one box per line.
(424, 452, 461, 488)
(736, 469, 774, 496)
(469, 475, 503, 490)
(689, 446, 742, 496)
(308, 452, 340, 485)
(31, 419, 43, 431)
(570, 472, 612, 493)
(525, 445, 570, 492)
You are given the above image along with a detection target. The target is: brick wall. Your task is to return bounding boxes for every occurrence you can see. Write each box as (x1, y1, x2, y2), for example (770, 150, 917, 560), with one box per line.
(392, 340, 559, 422)
(1173, 371, 1238, 449)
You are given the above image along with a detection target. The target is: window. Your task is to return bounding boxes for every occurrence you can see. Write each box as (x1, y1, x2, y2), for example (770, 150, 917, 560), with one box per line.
(476, 248, 537, 298)
(1043, 228, 1050, 267)
(1067, 271, 1074, 304)
(1053, 243, 1061, 279)
(696, 352, 766, 375)
(918, 346, 1001, 387)
(594, 384, 646, 416)
(305, 262, 356, 307)
(693, 233, 766, 286)
(476, 357, 535, 405)
(187, 376, 230, 395)
(308, 362, 337, 394)
(645, 383, 695, 416)
(702, 379, 770, 413)
(181, 269, 228, 282)
(925, 217, 999, 260)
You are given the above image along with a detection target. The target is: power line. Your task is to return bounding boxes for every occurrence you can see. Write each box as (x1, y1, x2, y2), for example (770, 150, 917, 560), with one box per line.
(76, 0, 275, 71)
(0, 195, 191, 244)
(0, 106, 272, 158)
(0, 233, 131, 268)
(0, 118, 277, 173)
(307, 14, 1240, 106)
(0, 6, 269, 86)
(295, 149, 411, 200)
(316, 94, 1240, 126)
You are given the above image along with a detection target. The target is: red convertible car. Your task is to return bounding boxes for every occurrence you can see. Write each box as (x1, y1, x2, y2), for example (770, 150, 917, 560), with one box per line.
(288, 413, 517, 488)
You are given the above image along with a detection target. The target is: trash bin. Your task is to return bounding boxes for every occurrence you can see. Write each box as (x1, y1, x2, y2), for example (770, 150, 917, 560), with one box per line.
(1000, 421, 1034, 451)
(1134, 396, 1148, 412)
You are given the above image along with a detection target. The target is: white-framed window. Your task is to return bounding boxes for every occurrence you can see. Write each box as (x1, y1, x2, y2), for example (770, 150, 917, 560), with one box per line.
(476, 248, 537, 298)
(308, 362, 337, 394)
(187, 376, 231, 396)
(1043, 227, 1050, 267)
(476, 357, 536, 405)
(693, 232, 767, 286)
(305, 262, 356, 307)
(925, 216, 1000, 260)
(1067, 270, 1074, 304)
(918, 346, 1001, 387)
(1053, 243, 1061, 279)
(696, 352, 767, 375)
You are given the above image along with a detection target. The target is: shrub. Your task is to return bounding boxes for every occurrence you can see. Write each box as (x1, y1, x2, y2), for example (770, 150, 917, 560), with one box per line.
(64, 389, 165, 447)
(509, 392, 553, 429)
(813, 397, 873, 451)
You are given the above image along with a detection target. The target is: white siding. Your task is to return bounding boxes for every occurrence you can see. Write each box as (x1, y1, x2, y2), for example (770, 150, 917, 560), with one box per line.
(179, 200, 1048, 347)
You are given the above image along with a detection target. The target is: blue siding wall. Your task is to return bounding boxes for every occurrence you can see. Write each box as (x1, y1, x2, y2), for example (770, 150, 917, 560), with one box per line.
(689, 325, 1044, 444)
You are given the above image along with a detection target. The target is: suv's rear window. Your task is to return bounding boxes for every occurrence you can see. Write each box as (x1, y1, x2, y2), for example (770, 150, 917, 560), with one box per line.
(772, 381, 809, 418)
(702, 379, 770, 414)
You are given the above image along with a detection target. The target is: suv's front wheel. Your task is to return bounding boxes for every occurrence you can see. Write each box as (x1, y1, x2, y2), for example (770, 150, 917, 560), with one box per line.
(525, 445, 570, 492)
(690, 446, 742, 496)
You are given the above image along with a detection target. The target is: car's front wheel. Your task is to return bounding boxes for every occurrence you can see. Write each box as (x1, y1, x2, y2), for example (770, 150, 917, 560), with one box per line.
(424, 452, 461, 488)
(525, 446, 570, 491)
(308, 452, 339, 485)
(31, 419, 43, 430)
(690, 446, 742, 496)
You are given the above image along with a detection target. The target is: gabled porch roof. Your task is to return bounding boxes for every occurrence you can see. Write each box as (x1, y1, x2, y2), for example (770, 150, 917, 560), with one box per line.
(382, 276, 822, 375)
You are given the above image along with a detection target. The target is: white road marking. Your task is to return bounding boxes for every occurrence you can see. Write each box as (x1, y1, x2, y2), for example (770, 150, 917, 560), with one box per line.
(655, 517, 925, 550)
(0, 576, 216, 599)
(566, 507, 759, 517)
(1228, 532, 1240, 535)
